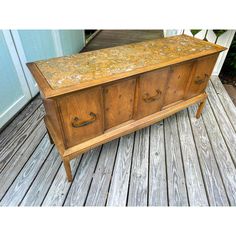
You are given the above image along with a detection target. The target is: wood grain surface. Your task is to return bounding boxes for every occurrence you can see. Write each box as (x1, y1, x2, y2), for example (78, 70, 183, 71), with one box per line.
(135, 68, 169, 119)
(0, 105, 45, 172)
(176, 109, 208, 206)
(206, 82, 236, 164)
(64, 147, 102, 206)
(104, 78, 136, 129)
(57, 86, 104, 148)
(188, 105, 229, 206)
(42, 157, 81, 206)
(107, 133, 134, 206)
(85, 140, 119, 206)
(28, 34, 225, 98)
(202, 100, 236, 205)
(149, 122, 168, 206)
(0, 121, 46, 200)
(164, 115, 189, 206)
(128, 128, 149, 206)
(211, 76, 236, 131)
(0, 134, 53, 206)
(0, 94, 42, 150)
(20, 146, 62, 206)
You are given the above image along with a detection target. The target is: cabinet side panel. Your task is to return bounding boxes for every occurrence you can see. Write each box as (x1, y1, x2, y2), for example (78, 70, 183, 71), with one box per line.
(185, 54, 219, 99)
(43, 98, 65, 148)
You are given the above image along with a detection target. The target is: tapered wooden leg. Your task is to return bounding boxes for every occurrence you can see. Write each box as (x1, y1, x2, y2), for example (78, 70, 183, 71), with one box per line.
(46, 128, 54, 144)
(63, 159, 73, 182)
(196, 99, 206, 119)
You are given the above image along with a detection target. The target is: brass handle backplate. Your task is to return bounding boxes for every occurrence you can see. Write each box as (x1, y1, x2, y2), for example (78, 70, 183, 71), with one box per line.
(194, 73, 209, 85)
(142, 89, 162, 103)
(72, 112, 97, 128)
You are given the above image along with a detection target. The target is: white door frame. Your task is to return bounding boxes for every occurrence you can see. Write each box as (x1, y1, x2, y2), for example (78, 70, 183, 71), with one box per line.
(0, 30, 32, 128)
(10, 30, 86, 97)
(11, 30, 39, 96)
(10, 30, 64, 97)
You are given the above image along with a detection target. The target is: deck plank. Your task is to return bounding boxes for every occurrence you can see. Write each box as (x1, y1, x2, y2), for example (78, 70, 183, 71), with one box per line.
(210, 76, 236, 131)
(206, 82, 236, 164)
(64, 147, 102, 206)
(0, 105, 45, 172)
(20, 146, 61, 206)
(42, 157, 81, 206)
(0, 94, 42, 150)
(0, 134, 53, 206)
(107, 133, 134, 206)
(0, 120, 46, 200)
(177, 110, 209, 206)
(149, 122, 167, 206)
(127, 128, 149, 206)
(202, 100, 236, 205)
(85, 140, 119, 206)
(188, 105, 229, 206)
(164, 115, 188, 206)
(83, 30, 163, 52)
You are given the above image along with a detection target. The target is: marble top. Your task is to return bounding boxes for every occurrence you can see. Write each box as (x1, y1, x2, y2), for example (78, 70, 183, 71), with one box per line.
(35, 34, 224, 90)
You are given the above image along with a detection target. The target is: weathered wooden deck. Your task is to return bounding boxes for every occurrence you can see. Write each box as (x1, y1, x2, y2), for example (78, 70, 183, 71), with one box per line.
(0, 76, 236, 206)
(82, 30, 164, 52)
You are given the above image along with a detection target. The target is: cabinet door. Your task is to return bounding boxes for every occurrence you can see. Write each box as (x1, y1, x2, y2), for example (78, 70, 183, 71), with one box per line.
(135, 68, 169, 119)
(104, 77, 136, 129)
(185, 54, 219, 99)
(163, 61, 194, 106)
(57, 87, 104, 148)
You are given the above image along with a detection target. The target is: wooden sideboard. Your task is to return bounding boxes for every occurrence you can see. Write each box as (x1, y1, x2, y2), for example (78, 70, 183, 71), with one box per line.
(27, 34, 226, 181)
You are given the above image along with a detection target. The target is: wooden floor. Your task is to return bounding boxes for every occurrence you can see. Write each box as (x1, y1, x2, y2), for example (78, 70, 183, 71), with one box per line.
(82, 30, 164, 52)
(224, 84, 236, 106)
(0, 76, 236, 206)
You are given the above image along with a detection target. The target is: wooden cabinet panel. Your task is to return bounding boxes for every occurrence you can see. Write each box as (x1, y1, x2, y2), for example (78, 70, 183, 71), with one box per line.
(104, 77, 136, 129)
(135, 68, 169, 119)
(57, 87, 104, 148)
(43, 98, 64, 146)
(185, 54, 218, 99)
(163, 61, 194, 106)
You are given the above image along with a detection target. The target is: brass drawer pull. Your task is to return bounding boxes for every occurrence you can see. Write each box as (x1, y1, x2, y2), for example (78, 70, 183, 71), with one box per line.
(143, 89, 162, 103)
(72, 112, 97, 128)
(194, 73, 209, 85)
(195, 78, 205, 85)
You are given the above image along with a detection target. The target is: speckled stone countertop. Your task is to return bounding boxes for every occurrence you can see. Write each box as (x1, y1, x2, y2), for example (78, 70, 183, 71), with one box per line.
(34, 34, 225, 90)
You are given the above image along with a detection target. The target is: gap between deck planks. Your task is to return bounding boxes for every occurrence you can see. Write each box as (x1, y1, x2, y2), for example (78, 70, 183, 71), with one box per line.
(0, 104, 45, 172)
(0, 94, 42, 151)
(0, 120, 47, 200)
(127, 128, 149, 206)
(0, 77, 236, 206)
(0, 134, 53, 206)
(211, 76, 236, 131)
(188, 105, 229, 206)
(164, 115, 189, 206)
